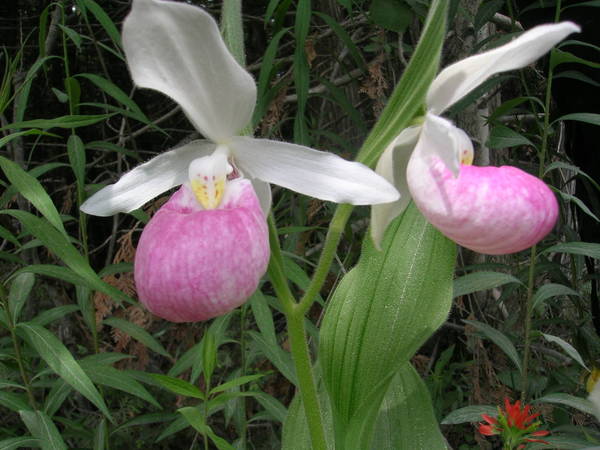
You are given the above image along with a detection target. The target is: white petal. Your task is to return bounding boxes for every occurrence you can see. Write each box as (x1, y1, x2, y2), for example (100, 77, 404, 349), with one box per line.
(418, 114, 472, 177)
(427, 22, 580, 114)
(407, 117, 474, 218)
(81, 141, 216, 216)
(229, 137, 400, 205)
(123, 0, 257, 142)
(250, 178, 272, 217)
(370, 126, 421, 249)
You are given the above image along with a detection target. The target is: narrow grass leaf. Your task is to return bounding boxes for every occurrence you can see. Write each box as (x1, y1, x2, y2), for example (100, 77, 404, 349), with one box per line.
(553, 113, 600, 126)
(542, 333, 590, 372)
(16, 322, 112, 421)
(19, 410, 68, 450)
(441, 405, 498, 424)
(44, 379, 72, 417)
(543, 242, 600, 260)
(11, 265, 88, 289)
(1, 114, 111, 130)
(0, 437, 41, 450)
(210, 373, 266, 395)
(453, 271, 522, 298)
(488, 125, 534, 149)
(111, 412, 177, 434)
(250, 291, 277, 343)
(532, 283, 581, 311)
(178, 407, 236, 450)
(77, 74, 150, 123)
(535, 393, 596, 416)
(544, 161, 600, 190)
(248, 330, 297, 385)
(0, 156, 67, 237)
(81, 362, 161, 408)
(0, 392, 31, 412)
(58, 25, 82, 49)
(2, 211, 130, 304)
(0, 224, 20, 247)
(77, 0, 123, 50)
(464, 319, 522, 373)
(560, 192, 600, 222)
(67, 135, 86, 192)
(0, 129, 55, 149)
(30, 305, 79, 327)
(254, 392, 288, 424)
(0, 163, 66, 209)
(8, 272, 35, 324)
(104, 317, 171, 358)
(92, 419, 108, 450)
(150, 374, 205, 400)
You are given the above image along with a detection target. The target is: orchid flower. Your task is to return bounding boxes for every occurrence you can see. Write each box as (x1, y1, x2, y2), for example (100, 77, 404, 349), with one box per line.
(587, 367, 600, 421)
(81, 0, 398, 322)
(371, 22, 580, 254)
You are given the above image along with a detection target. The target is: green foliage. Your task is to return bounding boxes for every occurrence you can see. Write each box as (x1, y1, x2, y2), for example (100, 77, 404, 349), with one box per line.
(1, 0, 599, 448)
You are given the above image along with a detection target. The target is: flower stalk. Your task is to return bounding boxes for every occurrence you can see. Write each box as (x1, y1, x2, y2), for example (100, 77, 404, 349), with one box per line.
(267, 216, 328, 449)
(521, 0, 563, 401)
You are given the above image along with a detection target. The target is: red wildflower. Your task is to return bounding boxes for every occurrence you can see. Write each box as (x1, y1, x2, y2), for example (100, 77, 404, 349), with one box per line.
(477, 398, 550, 449)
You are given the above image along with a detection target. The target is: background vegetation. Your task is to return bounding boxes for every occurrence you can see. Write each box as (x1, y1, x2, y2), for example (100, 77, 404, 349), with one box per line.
(0, 0, 599, 448)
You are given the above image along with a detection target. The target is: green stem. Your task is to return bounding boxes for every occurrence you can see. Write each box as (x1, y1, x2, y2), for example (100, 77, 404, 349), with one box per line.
(286, 308, 328, 450)
(220, 0, 245, 66)
(0, 285, 37, 408)
(298, 204, 353, 314)
(267, 216, 327, 450)
(203, 375, 210, 450)
(10, 325, 37, 408)
(267, 216, 297, 314)
(239, 305, 248, 447)
(521, 0, 561, 402)
(520, 244, 537, 400)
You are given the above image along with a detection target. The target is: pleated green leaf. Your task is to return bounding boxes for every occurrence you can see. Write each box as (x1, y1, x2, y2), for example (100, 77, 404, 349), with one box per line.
(357, 0, 447, 167)
(369, 364, 446, 450)
(282, 363, 447, 450)
(319, 203, 456, 447)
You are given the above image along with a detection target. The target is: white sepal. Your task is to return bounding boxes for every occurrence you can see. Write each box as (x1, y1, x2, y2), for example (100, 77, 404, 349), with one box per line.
(370, 126, 421, 249)
(123, 0, 257, 143)
(81, 141, 215, 216)
(229, 137, 400, 205)
(427, 22, 580, 114)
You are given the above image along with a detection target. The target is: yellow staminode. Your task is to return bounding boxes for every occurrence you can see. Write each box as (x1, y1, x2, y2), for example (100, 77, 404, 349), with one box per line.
(188, 149, 232, 210)
(460, 147, 474, 166)
(587, 367, 600, 393)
